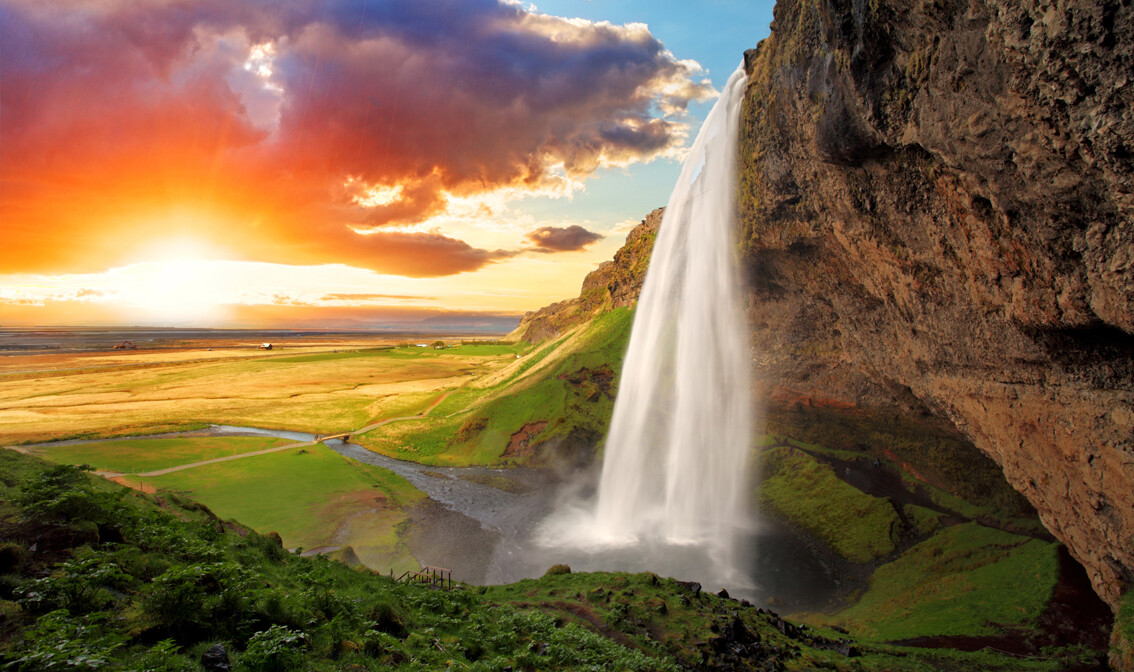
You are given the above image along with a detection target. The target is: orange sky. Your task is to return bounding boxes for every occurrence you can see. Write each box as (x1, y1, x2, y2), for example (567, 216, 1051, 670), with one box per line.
(0, 0, 720, 327)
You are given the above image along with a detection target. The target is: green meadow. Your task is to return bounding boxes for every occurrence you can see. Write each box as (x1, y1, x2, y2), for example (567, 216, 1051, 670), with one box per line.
(30, 435, 294, 474)
(123, 443, 424, 572)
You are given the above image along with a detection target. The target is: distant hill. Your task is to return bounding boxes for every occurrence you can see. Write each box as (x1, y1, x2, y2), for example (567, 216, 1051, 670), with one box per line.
(509, 208, 662, 343)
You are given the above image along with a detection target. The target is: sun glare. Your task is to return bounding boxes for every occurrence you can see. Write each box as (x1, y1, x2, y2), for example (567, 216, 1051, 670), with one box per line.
(117, 259, 233, 324)
(114, 235, 239, 324)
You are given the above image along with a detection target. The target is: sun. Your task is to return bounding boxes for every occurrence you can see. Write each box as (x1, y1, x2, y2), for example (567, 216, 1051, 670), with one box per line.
(114, 236, 238, 324)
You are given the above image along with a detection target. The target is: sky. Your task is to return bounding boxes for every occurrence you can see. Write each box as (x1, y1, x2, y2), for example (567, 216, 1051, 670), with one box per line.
(0, 0, 774, 329)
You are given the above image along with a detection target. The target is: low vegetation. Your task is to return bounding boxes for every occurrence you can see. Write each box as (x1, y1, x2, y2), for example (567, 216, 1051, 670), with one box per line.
(759, 445, 901, 563)
(824, 523, 1059, 641)
(0, 451, 1093, 671)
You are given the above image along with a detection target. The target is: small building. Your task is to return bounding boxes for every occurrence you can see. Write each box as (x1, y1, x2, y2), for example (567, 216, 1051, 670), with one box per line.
(260, 343, 273, 350)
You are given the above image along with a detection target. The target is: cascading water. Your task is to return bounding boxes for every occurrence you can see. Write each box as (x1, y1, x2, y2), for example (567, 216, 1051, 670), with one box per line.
(537, 65, 753, 590)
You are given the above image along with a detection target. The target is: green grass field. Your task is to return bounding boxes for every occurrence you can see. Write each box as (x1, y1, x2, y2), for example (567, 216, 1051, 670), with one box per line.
(32, 435, 294, 473)
(123, 443, 424, 572)
(821, 522, 1060, 641)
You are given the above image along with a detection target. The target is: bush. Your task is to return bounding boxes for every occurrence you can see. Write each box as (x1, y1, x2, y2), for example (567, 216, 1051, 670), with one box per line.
(239, 625, 308, 672)
(7, 610, 121, 671)
(15, 465, 121, 526)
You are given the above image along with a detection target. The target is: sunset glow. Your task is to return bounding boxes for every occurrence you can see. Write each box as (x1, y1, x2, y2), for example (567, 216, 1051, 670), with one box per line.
(0, 0, 769, 328)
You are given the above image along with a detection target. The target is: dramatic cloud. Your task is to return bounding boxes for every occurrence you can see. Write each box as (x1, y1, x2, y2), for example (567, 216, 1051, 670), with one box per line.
(524, 225, 604, 252)
(0, 0, 715, 276)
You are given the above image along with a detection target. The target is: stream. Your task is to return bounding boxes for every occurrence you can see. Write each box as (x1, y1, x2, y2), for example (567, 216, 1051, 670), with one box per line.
(20, 424, 843, 611)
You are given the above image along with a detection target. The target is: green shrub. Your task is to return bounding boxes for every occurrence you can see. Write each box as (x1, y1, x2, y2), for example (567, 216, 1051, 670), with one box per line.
(7, 609, 121, 671)
(15, 465, 121, 526)
(239, 624, 308, 672)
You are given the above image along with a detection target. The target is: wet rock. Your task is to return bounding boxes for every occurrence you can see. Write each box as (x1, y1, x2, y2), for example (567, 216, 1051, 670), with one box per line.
(200, 643, 231, 672)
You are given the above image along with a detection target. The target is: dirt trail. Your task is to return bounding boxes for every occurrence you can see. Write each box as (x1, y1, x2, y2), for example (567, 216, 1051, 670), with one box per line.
(103, 440, 317, 478)
(88, 390, 458, 479)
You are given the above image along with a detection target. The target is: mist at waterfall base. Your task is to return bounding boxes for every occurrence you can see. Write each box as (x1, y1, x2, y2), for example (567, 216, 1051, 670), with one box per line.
(532, 65, 760, 597)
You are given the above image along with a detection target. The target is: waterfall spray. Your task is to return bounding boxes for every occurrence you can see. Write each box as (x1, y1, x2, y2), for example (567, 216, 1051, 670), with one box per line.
(537, 65, 752, 589)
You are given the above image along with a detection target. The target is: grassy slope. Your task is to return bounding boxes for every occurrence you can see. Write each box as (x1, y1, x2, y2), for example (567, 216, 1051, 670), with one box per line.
(123, 444, 424, 572)
(826, 523, 1059, 641)
(0, 451, 1078, 672)
(757, 436, 1076, 650)
(356, 308, 634, 466)
(32, 436, 294, 473)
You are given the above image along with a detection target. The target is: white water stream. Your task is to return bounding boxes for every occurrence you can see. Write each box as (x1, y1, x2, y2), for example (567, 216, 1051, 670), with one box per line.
(539, 65, 754, 590)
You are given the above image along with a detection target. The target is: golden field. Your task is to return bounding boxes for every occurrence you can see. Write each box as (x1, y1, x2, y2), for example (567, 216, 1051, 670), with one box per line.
(0, 338, 526, 443)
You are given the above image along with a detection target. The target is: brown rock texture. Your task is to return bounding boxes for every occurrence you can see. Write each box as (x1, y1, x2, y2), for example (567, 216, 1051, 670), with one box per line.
(509, 208, 662, 342)
(739, 0, 1133, 612)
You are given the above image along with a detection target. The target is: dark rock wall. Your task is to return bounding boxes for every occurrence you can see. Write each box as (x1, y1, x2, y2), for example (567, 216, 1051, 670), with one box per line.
(740, 0, 1133, 609)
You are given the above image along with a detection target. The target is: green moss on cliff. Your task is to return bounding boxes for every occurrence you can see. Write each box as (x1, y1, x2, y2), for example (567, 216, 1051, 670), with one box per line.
(1115, 591, 1134, 671)
(823, 523, 1060, 642)
(759, 445, 901, 563)
(765, 404, 1038, 523)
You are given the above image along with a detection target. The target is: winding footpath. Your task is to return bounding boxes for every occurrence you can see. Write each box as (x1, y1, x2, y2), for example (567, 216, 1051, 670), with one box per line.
(88, 390, 455, 479)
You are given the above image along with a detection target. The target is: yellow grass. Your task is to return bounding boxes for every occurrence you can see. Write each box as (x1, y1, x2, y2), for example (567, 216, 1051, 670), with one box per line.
(0, 339, 520, 443)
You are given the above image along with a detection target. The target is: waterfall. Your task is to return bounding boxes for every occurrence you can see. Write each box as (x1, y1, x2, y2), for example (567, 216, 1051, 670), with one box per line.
(536, 65, 752, 589)
(591, 64, 751, 564)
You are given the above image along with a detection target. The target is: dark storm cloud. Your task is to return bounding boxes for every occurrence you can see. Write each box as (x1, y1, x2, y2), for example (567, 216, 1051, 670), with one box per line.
(524, 225, 604, 253)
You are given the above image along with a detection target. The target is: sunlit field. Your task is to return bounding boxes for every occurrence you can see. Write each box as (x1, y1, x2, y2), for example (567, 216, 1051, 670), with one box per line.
(0, 338, 529, 443)
(119, 442, 425, 573)
(25, 435, 294, 474)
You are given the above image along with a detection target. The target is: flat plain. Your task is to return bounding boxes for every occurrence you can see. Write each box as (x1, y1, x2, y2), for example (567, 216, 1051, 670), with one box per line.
(0, 336, 526, 443)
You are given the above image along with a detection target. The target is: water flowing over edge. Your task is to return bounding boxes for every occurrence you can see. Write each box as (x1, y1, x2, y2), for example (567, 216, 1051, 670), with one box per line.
(537, 65, 754, 591)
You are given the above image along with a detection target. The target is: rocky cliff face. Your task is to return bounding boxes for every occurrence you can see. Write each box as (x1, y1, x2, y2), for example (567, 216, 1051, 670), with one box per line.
(509, 208, 662, 342)
(739, 0, 1133, 614)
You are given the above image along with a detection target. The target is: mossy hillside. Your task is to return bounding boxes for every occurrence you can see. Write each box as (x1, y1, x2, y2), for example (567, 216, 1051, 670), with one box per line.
(759, 445, 901, 563)
(357, 308, 634, 467)
(818, 523, 1060, 642)
(764, 404, 1037, 526)
(902, 504, 941, 536)
(0, 450, 1096, 672)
